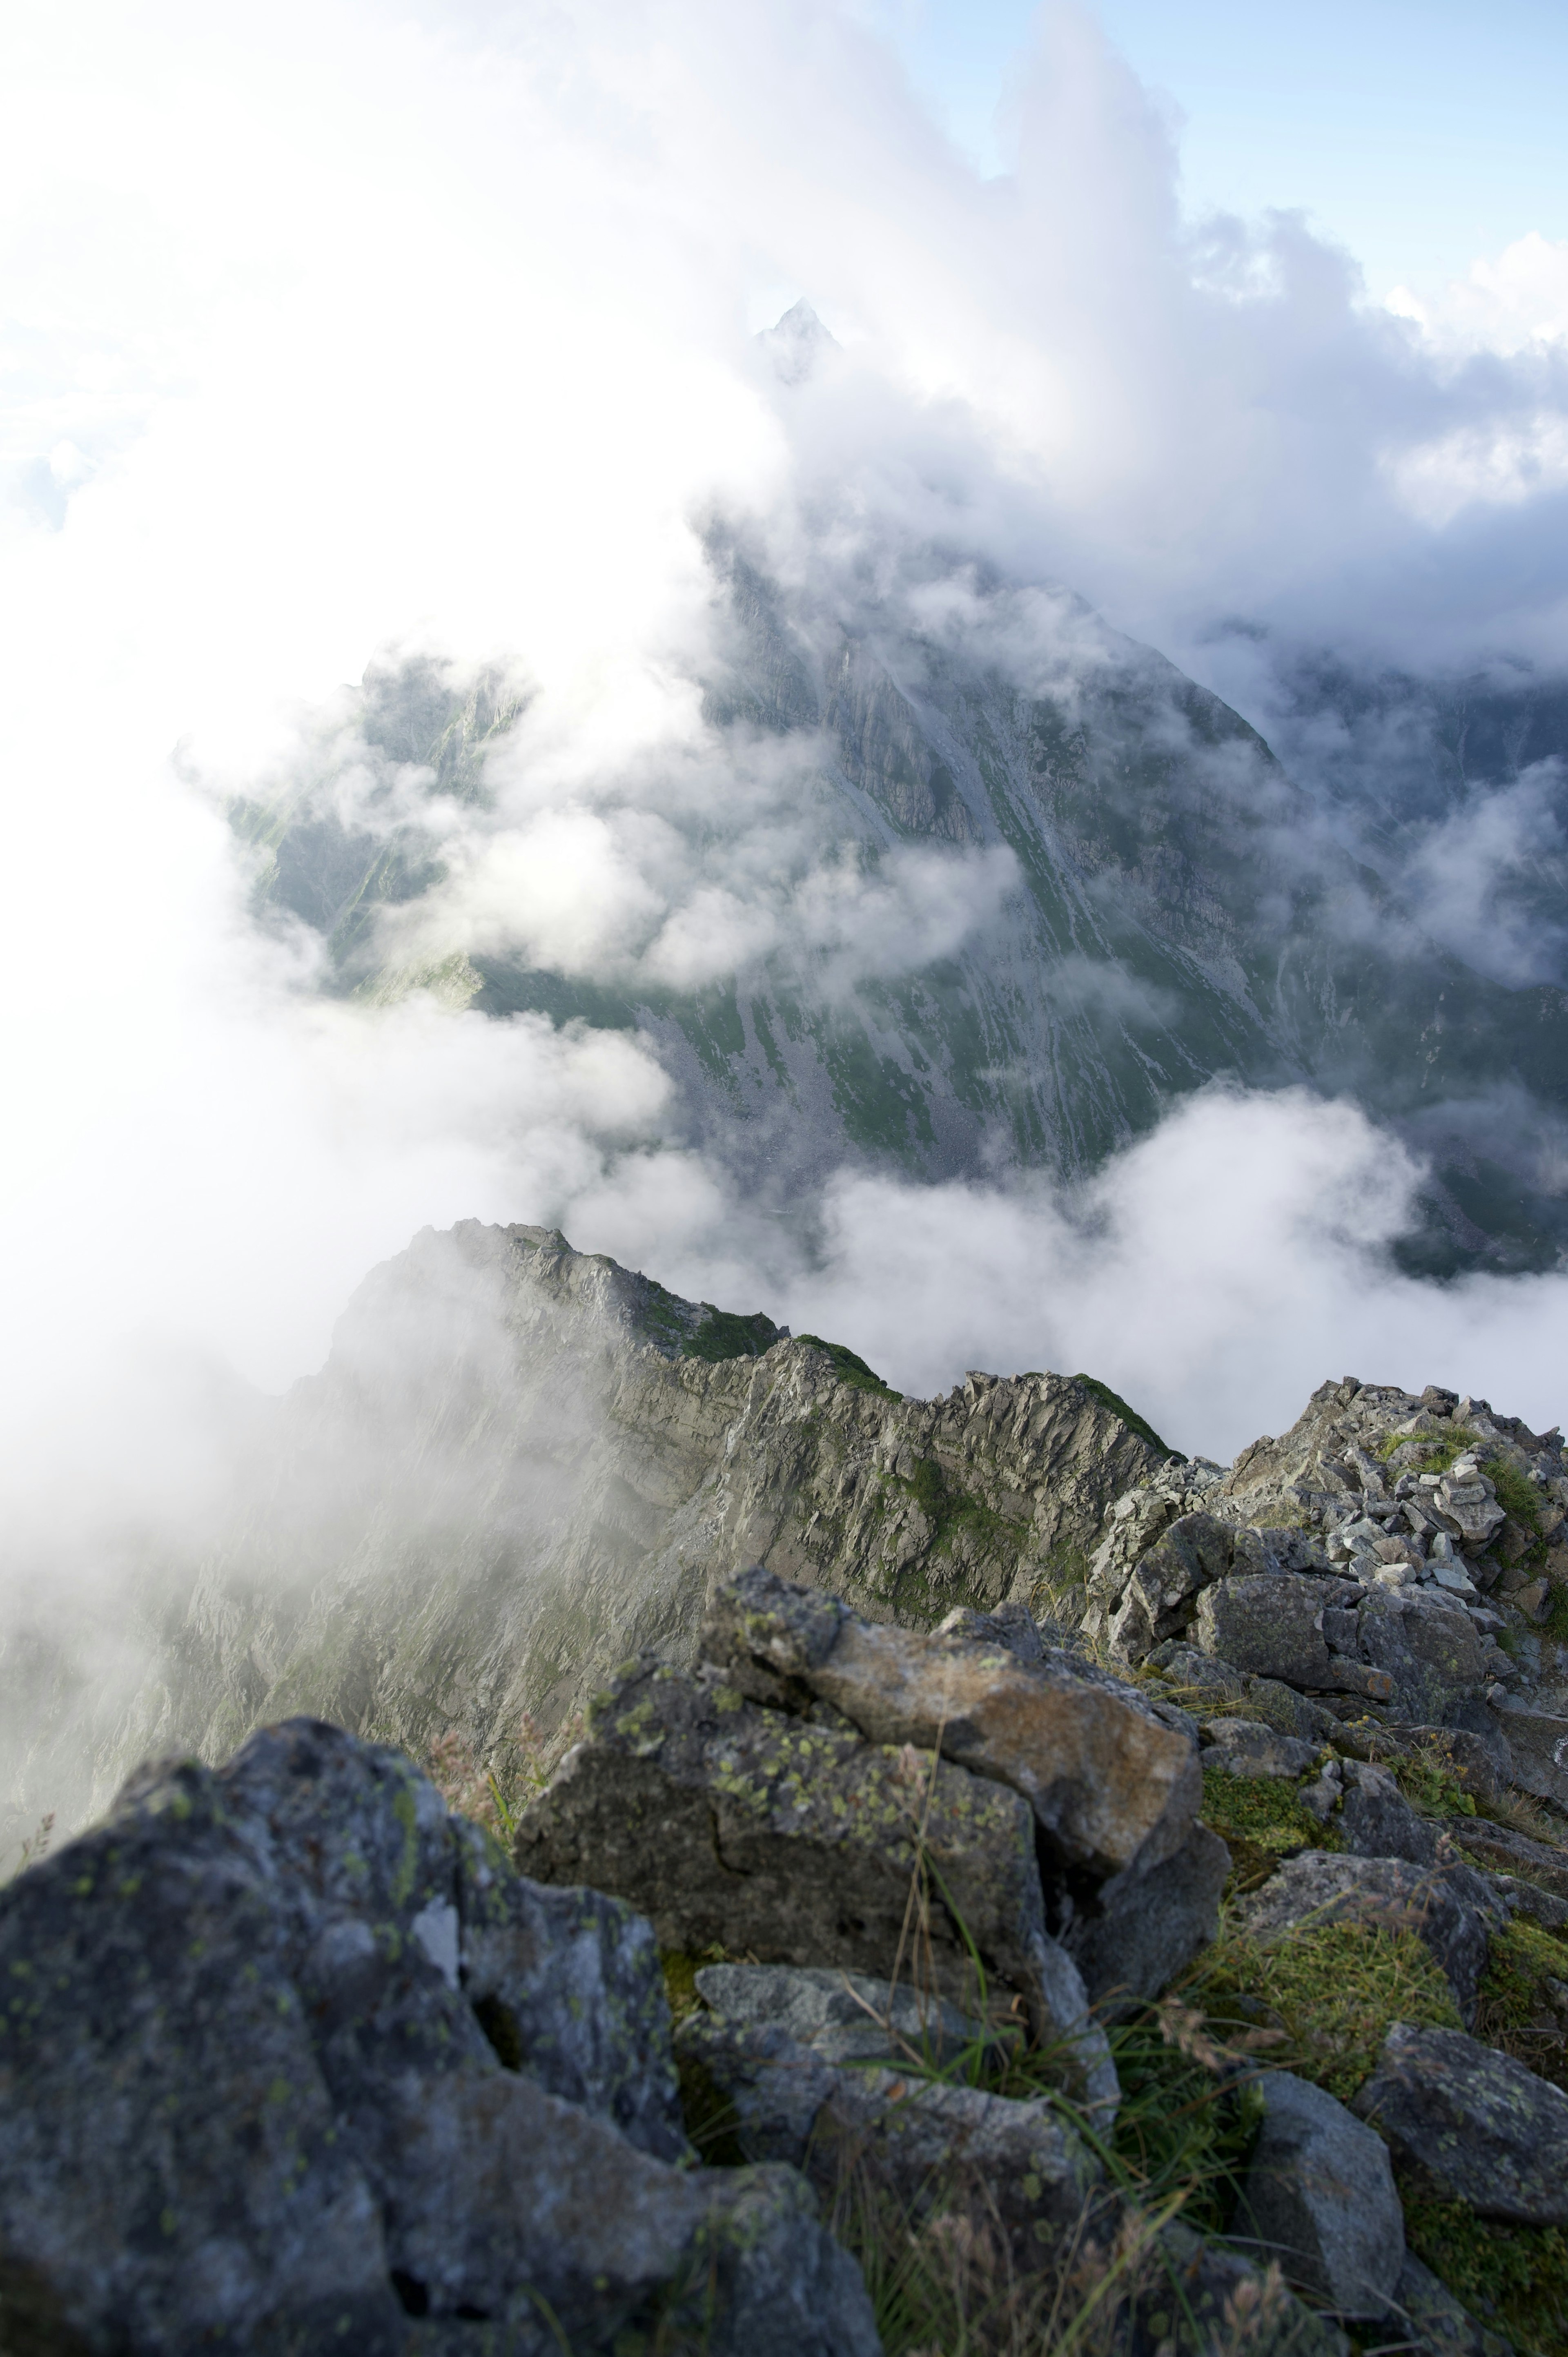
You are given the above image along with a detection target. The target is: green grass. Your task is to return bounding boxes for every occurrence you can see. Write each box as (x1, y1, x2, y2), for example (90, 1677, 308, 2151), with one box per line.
(681, 1306, 779, 1363)
(1198, 1768, 1336, 1893)
(1071, 1375, 1173, 1458)
(1475, 1916, 1568, 2093)
(1375, 1424, 1480, 1471)
(1385, 1741, 1479, 1820)
(1188, 1921, 1461, 2105)
(1400, 2187, 1568, 2357)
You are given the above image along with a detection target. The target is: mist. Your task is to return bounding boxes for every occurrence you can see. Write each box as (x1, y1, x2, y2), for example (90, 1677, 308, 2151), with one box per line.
(2, 0, 1567, 1837)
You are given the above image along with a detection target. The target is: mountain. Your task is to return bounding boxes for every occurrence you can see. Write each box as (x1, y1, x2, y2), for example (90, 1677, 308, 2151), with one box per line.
(0, 1223, 1165, 1849)
(230, 539, 1568, 1276)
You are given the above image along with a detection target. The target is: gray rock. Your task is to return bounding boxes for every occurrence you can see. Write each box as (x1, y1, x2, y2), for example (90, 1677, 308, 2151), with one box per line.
(1445, 1813, 1568, 1898)
(1358, 1592, 1488, 1722)
(1238, 1851, 1507, 2022)
(514, 1655, 1118, 2108)
(702, 1564, 1201, 1882)
(1388, 2252, 1514, 2357)
(691, 1962, 1000, 2068)
(1063, 1824, 1232, 2012)
(1141, 2221, 1352, 2357)
(0, 1721, 879, 2357)
(1335, 1760, 1440, 1868)
(1235, 2071, 1404, 2318)
(1195, 1575, 1392, 1699)
(1492, 1703, 1568, 1809)
(1354, 2021, 1568, 2224)
(935, 1599, 1044, 1662)
(676, 2003, 1102, 2246)
(1201, 1718, 1320, 1779)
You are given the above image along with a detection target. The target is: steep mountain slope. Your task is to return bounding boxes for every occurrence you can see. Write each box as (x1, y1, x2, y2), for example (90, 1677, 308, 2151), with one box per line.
(232, 545, 1568, 1272)
(0, 1223, 1165, 1847)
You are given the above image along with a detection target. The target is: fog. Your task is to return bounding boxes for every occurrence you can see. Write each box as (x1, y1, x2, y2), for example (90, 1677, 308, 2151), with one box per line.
(2, 0, 1566, 1828)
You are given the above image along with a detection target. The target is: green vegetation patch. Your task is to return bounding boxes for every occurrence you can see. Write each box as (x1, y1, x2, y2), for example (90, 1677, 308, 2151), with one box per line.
(682, 1307, 779, 1364)
(1401, 2187, 1568, 2357)
(1376, 1424, 1481, 1472)
(1199, 1767, 1336, 1893)
(1072, 1373, 1173, 1457)
(1192, 1921, 1461, 2104)
(1476, 1916, 1568, 2092)
(795, 1336, 902, 1399)
(1381, 1739, 1480, 1820)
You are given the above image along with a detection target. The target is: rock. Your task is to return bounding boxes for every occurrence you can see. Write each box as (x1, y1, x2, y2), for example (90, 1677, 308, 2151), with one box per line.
(1491, 1702, 1568, 1808)
(1201, 1718, 1321, 1778)
(677, 1976, 1102, 2250)
(0, 1720, 880, 2356)
(934, 1600, 1044, 1662)
(1354, 2022, 1568, 2224)
(689, 1962, 1000, 2068)
(1335, 1760, 1439, 1868)
(1388, 2252, 1513, 2357)
(702, 1564, 1200, 1881)
(1447, 1814, 1568, 1902)
(1063, 1824, 1232, 2012)
(1139, 2220, 1352, 2357)
(1238, 1851, 1507, 2021)
(1235, 2071, 1405, 2318)
(513, 1655, 1118, 2105)
(1195, 1574, 1376, 1695)
(1513, 1577, 1550, 1621)
(1357, 1592, 1489, 1722)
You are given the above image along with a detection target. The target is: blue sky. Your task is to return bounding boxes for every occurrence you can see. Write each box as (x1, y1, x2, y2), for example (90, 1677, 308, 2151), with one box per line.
(873, 0, 1568, 301)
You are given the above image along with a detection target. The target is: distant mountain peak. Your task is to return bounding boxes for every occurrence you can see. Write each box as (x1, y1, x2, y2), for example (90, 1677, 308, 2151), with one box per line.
(758, 298, 839, 386)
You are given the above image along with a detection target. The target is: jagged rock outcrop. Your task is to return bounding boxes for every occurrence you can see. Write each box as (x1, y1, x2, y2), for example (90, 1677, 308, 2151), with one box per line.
(7, 1220, 1167, 1848)
(0, 1719, 879, 2356)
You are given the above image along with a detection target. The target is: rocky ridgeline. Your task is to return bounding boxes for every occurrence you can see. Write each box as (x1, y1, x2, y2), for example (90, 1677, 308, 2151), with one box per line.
(1084, 1377, 1568, 1812)
(8, 1559, 1568, 2354)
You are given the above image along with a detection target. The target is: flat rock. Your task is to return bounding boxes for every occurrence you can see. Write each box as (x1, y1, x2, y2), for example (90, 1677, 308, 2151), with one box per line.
(1238, 1851, 1507, 2022)
(1354, 2021, 1568, 2224)
(690, 1962, 1002, 2069)
(1201, 1718, 1321, 1779)
(702, 1565, 1200, 1881)
(514, 1656, 1117, 2107)
(1236, 2071, 1404, 2318)
(0, 1720, 879, 2357)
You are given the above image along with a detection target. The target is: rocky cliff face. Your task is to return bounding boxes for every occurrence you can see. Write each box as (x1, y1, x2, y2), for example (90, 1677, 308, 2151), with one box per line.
(7, 1221, 1165, 1844)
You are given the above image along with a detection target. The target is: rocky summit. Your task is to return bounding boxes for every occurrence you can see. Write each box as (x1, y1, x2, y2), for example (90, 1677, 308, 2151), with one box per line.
(6, 1226, 1568, 2352)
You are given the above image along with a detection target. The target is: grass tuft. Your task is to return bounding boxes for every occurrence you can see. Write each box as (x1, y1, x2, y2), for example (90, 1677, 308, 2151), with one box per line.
(1186, 1920, 1460, 2104)
(1198, 1768, 1337, 1894)
(1399, 2182, 1568, 2357)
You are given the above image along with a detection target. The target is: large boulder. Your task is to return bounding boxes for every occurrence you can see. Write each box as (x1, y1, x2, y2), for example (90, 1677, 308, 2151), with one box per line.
(1238, 1852, 1508, 2023)
(702, 1565, 1201, 1882)
(1492, 1702, 1568, 1809)
(1235, 2072, 1405, 2319)
(512, 1654, 1118, 2106)
(1334, 1760, 1439, 1868)
(0, 1721, 880, 2357)
(1354, 2022, 1568, 2224)
(1062, 1824, 1232, 2013)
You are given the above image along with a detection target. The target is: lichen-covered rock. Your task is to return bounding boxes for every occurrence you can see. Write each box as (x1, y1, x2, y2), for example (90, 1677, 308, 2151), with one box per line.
(702, 1563, 1201, 1881)
(512, 1655, 1117, 2106)
(1194, 1574, 1391, 1699)
(1354, 2022, 1568, 2224)
(0, 1720, 879, 2357)
(677, 1967, 1104, 2244)
(1492, 1702, 1568, 1809)
(1389, 2252, 1514, 2357)
(1200, 1719, 1321, 1779)
(1235, 2071, 1405, 2319)
(1238, 1851, 1508, 2023)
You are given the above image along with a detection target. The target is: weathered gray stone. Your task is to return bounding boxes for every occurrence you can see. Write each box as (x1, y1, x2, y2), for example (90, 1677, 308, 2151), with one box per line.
(1063, 1824, 1232, 2012)
(1354, 2021, 1568, 2224)
(1236, 2071, 1404, 2318)
(934, 1600, 1044, 1662)
(1492, 1702, 1568, 1808)
(0, 1721, 879, 2357)
(690, 1962, 1000, 2069)
(1335, 1760, 1439, 1868)
(1200, 1718, 1320, 1779)
(1238, 1852, 1507, 2022)
(677, 1995, 1102, 2242)
(1194, 1575, 1393, 1699)
(703, 1564, 1200, 1881)
(1357, 1592, 1488, 1721)
(1446, 1814, 1568, 1900)
(514, 1656, 1117, 2106)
